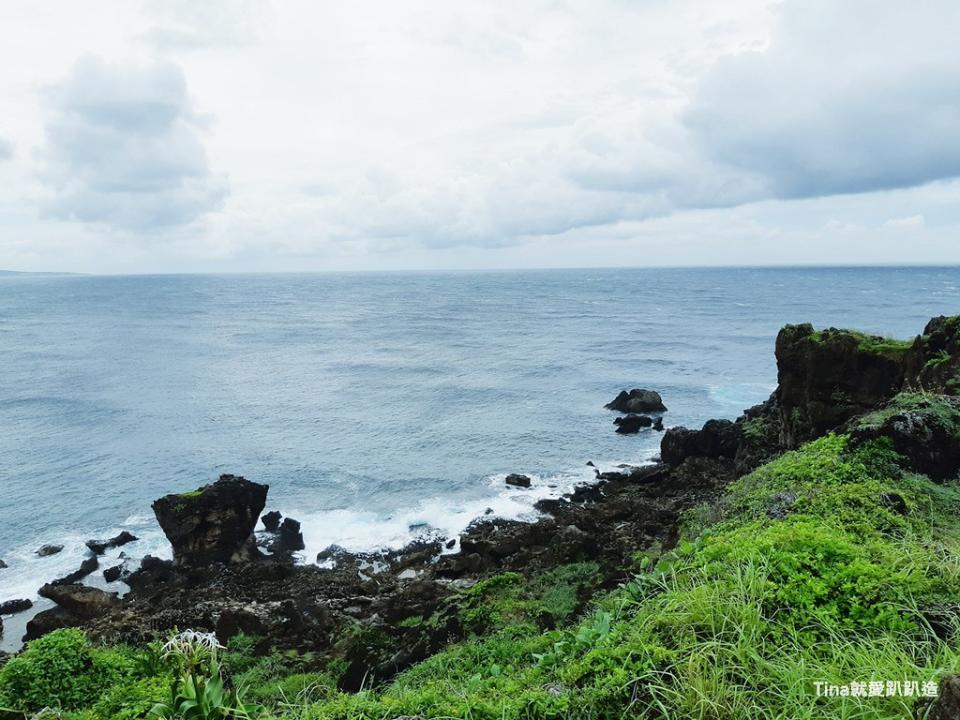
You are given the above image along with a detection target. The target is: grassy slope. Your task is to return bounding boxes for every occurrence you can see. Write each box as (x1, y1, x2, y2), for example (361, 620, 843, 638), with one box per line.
(4, 430, 960, 718)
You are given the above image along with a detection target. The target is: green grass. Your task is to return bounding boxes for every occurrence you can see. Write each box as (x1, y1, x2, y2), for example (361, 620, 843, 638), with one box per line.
(806, 329, 914, 360)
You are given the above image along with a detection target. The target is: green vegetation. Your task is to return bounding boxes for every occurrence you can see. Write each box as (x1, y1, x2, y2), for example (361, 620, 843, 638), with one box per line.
(5, 434, 960, 718)
(856, 391, 960, 434)
(806, 328, 914, 360)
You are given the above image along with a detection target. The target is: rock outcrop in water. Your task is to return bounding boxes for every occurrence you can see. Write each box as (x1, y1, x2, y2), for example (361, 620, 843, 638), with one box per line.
(605, 388, 666, 413)
(85, 530, 138, 555)
(152, 474, 268, 566)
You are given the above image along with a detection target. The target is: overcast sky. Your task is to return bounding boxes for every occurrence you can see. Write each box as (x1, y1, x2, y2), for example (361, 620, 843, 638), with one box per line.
(1, 1, 958, 273)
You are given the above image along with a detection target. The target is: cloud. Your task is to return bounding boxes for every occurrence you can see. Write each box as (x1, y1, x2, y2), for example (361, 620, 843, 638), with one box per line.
(0, 136, 12, 161)
(685, 0, 960, 200)
(140, 0, 268, 50)
(41, 55, 226, 232)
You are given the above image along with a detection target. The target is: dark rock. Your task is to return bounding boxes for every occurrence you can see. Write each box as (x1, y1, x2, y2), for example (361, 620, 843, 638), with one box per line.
(661, 419, 741, 465)
(103, 564, 125, 583)
(445, 538, 456, 549)
(278, 517, 306, 553)
(653, 417, 664, 432)
(534, 498, 566, 514)
(36, 544, 64, 557)
(505, 473, 532, 488)
(907, 315, 960, 394)
(775, 323, 907, 448)
(606, 389, 667, 414)
(850, 397, 960, 481)
(125, 555, 177, 591)
(262, 510, 283, 532)
(39, 583, 121, 619)
(25, 608, 75, 641)
(880, 492, 908, 515)
(51, 556, 99, 585)
(919, 673, 960, 720)
(216, 607, 269, 643)
(585, 461, 595, 467)
(0, 598, 32, 615)
(597, 463, 670, 483)
(613, 414, 653, 434)
(316, 544, 350, 564)
(152, 474, 268, 566)
(0, 558, 7, 569)
(86, 530, 138, 555)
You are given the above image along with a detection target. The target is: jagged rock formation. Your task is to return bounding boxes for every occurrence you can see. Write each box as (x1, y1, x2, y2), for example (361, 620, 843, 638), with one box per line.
(152, 474, 268, 566)
(660, 315, 960, 478)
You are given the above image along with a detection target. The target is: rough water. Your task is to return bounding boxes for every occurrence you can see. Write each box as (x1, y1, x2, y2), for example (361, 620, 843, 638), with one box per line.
(1, 266, 959, 644)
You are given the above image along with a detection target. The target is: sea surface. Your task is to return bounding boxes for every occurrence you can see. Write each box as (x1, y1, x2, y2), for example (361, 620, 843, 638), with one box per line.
(1, 266, 959, 646)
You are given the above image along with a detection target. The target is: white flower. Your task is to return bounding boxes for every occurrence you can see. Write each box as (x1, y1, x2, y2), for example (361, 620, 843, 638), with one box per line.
(161, 629, 224, 659)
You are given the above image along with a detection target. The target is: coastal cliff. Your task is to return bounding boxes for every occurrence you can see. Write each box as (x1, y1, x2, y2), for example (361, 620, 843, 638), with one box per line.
(3, 316, 960, 719)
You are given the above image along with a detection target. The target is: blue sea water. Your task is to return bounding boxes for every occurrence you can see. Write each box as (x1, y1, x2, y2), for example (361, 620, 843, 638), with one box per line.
(1, 266, 959, 633)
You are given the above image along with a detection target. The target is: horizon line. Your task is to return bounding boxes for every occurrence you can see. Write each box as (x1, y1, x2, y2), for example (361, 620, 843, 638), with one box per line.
(3, 261, 960, 278)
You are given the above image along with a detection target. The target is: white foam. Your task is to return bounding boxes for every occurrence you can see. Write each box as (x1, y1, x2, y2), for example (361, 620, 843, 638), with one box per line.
(293, 460, 653, 562)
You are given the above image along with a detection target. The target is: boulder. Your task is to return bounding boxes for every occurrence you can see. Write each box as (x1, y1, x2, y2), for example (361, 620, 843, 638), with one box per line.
(152, 474, 268, 566)
(0, 598, 33, 615)
(0, 558, 7, 569)
(262, 510, 283, 532)
(850, 395, 960, 481)
(613, 414, 653, 434)
(24, 608, 75, 641)
(606, 389, 667, 414)
(38, 583, 120, 620)
(278, 517, 306, 553)
(103, 564, 125, 583)
(505, 473, 532, 488)
(36, 544, 64, 557)
(86, 530, 138, 555)
(51, 556, 99, 585)
(920, 673, 960, 720)
(125, 555, 177, 591)
(661, 419, 741, 465)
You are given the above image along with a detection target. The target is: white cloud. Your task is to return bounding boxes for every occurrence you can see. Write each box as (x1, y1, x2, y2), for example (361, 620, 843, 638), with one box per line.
(685, 0, 960, 200)
(0, 136, 12, 161)
(0, 0, 958, 271)
(40, 55, 226, 232)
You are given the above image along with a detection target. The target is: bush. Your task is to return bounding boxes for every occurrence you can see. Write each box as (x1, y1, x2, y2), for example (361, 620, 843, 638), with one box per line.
(0, 629, 133, 712)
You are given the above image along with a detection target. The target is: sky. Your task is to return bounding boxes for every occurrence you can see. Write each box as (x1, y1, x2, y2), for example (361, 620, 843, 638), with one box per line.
(0, 0, 958, 273)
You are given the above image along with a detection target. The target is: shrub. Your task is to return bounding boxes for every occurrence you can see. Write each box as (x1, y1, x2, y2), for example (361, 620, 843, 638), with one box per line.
(0, 629, 132, 712)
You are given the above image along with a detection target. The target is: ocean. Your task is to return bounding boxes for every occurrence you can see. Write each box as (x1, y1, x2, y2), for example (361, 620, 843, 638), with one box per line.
(1, 266, 958, 645)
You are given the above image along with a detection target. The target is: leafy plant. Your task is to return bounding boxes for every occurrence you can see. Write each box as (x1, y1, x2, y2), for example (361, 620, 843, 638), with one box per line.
(149, 631, 265, 720)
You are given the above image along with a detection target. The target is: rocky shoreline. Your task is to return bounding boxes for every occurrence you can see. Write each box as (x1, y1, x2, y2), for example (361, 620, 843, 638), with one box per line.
(3, 315, 960, 692)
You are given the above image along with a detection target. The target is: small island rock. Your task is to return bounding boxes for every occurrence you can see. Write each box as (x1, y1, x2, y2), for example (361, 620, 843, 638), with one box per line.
(605, 389, 667, 414)
(505, 473, 532, 488)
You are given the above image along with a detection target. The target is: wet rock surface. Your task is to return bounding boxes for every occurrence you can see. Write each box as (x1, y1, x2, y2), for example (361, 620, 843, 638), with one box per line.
(86, 530, 138, 555)
(504, 473, 532, 488)
(36, 544, 63, 557)
(0, 599, 32, 615)
(613, 414, 653, 434)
